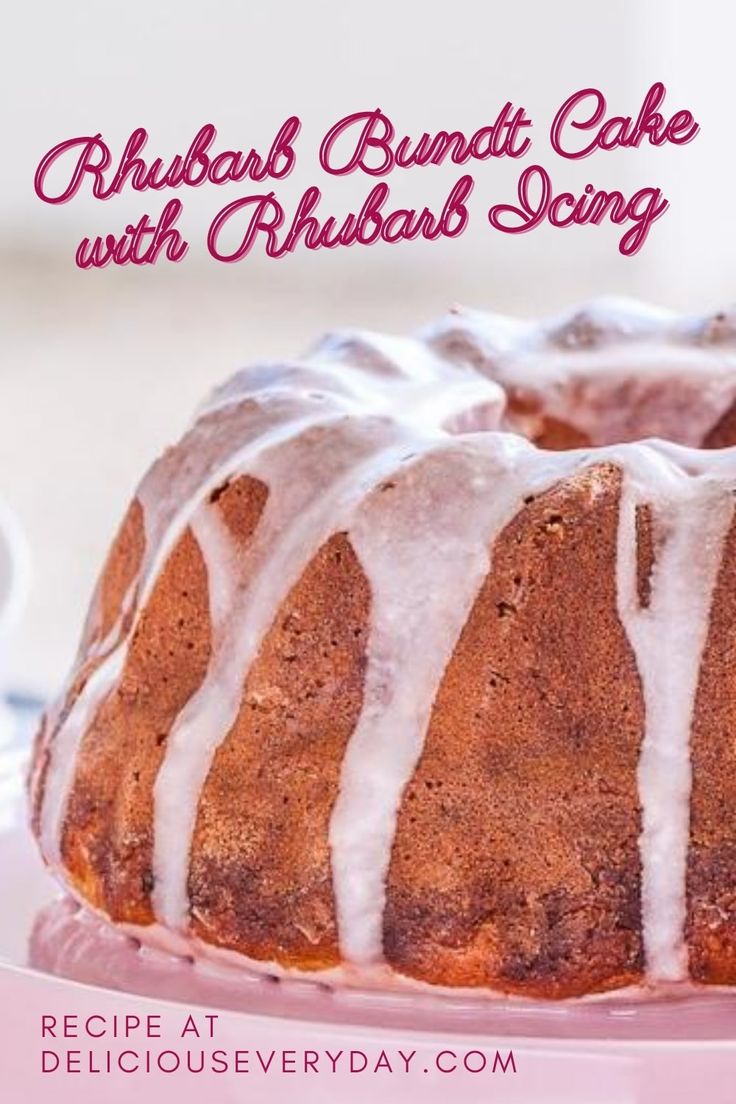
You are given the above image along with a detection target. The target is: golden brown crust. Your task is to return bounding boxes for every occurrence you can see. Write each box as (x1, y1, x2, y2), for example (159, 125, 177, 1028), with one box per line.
(188, 532, 370, 969)
(384, 464, 645, 998)
(504, 389, 592, 451)
(532, 416, 591, 451)
(687, 513, 736, 982)
(60, 476, 268, 923)
(30, 500, 147, 833)
(702, 400, 736, 449)
(635, 502, 656, 610)
(78, 499, 146, 657)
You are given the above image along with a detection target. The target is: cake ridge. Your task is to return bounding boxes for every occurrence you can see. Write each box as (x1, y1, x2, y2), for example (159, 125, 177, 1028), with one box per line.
(152, 418, 421, 932)
(613, 448, 735, 981)
(330, 435, 584, 967)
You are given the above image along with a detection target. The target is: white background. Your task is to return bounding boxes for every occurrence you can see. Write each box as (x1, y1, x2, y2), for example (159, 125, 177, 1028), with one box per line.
(0, 0, 731, 693)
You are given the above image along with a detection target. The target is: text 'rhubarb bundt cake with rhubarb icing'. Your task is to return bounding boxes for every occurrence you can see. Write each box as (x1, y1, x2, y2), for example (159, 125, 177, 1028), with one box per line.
(28, 298, 736, 1000)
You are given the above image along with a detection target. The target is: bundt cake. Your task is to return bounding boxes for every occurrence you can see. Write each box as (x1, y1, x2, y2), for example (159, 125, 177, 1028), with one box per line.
(28, 298, 736, 1000)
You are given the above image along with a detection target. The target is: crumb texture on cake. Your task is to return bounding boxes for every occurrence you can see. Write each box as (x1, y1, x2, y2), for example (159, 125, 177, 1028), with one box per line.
(29, 298, 736, 999)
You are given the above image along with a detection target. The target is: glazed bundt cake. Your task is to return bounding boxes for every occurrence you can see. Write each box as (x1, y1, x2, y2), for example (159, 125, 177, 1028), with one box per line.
(29, 298, 736, 999)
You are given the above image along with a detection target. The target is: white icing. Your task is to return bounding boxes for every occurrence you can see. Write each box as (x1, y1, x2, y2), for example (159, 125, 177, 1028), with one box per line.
(613, 447, 735, 981)
(33, 401, 328, 803)
(38, 329, 505, 876)
(39, 645, 126, 863)
(330, 436, 581, 964)
(152, 417, 418, 929)
(37, 408, 336, 867)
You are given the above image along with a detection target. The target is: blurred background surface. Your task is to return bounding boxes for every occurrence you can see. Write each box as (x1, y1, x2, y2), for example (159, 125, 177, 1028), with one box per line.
(0, 0, 731, 695)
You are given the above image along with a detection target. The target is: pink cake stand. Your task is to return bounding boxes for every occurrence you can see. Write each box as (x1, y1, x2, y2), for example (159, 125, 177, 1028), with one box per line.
(4, 706, 736, 1103)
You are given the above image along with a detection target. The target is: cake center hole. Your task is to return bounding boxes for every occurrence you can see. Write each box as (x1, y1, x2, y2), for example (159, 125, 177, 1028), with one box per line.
(501, 386, 736, 452)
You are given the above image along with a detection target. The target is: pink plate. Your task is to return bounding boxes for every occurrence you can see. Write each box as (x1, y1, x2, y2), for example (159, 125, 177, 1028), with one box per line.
(4, 702, 736, 1102)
